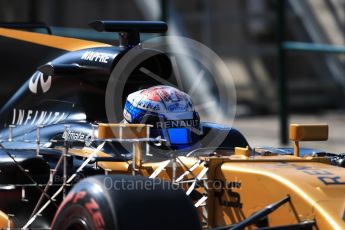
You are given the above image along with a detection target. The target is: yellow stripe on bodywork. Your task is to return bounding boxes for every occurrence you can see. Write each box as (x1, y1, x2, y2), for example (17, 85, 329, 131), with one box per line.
(221, 163, 344, 230)
(67, 147, 111, 158)
(0, 27, 110, 51)
(67, 148, 130, 172)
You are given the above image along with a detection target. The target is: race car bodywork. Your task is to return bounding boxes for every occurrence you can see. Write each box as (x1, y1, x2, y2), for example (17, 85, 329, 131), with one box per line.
(0, 21, 344, 230)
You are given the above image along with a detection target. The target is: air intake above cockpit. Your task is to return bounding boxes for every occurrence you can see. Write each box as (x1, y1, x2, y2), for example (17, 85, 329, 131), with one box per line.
(89, 20, 167, 47)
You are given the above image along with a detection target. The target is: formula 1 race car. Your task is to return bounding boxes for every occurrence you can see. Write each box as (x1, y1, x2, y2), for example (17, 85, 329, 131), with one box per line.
(0, 21, 344, 230)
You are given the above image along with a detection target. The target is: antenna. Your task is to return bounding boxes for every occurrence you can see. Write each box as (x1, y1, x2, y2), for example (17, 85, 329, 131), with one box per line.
(88, 20, 168, 47)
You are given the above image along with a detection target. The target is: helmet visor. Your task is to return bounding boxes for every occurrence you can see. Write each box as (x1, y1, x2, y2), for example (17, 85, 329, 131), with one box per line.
(167, 128, 190, 145)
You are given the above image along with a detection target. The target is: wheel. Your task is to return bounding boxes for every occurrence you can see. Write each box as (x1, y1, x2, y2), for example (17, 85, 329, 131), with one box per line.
(51, 175, 201, 230)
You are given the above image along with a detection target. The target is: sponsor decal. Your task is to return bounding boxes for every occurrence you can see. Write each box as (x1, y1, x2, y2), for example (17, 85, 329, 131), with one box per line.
(123, 109, 132, 122)
(124, 101, 147, 123)
(167, 102, 188, 112)
(29, 71, 52, 94)
(281, 163, 345, 185)
(137, 100, 160, 111)
(11, 108, 66, 126)
(227, 181, 242, 189)
(81, 51, 114, 63)
(214, 180, 243, 208)
(54, 174, 83, 184)
(156, 119, 199, 129)
(62, 130, 92, 146)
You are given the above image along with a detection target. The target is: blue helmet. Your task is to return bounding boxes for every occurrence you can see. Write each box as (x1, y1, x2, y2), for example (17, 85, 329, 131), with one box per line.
(123, 85, 200, 149)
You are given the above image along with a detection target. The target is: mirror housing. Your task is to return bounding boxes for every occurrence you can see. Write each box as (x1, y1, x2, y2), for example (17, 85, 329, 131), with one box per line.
(289, 124, 328, 157)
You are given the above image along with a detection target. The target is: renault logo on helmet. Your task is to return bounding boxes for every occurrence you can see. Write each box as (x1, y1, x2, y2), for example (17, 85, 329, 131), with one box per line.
(156, 119, 199, 129)
(29, 71, 52, 94)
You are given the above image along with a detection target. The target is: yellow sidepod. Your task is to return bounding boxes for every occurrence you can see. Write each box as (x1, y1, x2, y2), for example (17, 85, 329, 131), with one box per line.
(213, 161, 345, 229)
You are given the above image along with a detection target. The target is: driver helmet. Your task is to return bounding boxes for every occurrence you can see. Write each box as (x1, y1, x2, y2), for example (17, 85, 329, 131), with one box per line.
(123, 85, 201, 149)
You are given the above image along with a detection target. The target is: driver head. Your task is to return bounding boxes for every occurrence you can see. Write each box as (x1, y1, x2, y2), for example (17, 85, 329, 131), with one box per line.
(123, 85, 200, 149)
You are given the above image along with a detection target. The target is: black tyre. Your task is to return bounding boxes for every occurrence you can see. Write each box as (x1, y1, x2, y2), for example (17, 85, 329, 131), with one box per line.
(51, 175, 201, 230)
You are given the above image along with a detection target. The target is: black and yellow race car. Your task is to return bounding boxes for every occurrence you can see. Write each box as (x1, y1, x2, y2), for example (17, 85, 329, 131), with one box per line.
(0, 21, 344, 230)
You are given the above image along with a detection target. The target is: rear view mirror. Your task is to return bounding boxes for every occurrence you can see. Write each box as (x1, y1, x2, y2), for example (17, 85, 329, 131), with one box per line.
(289, 124, 328, 157)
